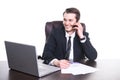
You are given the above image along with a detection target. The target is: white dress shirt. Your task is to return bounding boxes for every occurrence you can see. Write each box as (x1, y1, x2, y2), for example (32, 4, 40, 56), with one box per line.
(65, 31, 75, 62)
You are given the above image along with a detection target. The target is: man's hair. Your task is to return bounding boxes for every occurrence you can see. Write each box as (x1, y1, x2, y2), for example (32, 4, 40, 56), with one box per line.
(63, 7, 80, 22)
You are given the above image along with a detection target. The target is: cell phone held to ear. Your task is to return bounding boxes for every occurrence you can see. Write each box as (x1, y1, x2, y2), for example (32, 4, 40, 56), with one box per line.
(72, 25, 78, 28)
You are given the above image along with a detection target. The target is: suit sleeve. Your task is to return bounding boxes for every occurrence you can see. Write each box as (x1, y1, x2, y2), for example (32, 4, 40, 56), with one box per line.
(81, 32, 97, 60)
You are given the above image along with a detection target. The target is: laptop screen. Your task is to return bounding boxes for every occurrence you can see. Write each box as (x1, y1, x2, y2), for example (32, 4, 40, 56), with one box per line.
(4, 41, 60, 77)
(5, 41, 39, 76)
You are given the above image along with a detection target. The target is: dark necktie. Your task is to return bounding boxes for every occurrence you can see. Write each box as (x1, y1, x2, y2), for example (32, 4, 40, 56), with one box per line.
(65, 36, 71, 60)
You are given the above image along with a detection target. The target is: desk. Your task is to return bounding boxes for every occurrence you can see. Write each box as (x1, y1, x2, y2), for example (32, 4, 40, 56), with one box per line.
(0, 59, 120, 80)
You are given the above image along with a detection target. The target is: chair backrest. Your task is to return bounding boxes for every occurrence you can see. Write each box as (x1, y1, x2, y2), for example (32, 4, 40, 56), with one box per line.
(45, 21, 86, 42)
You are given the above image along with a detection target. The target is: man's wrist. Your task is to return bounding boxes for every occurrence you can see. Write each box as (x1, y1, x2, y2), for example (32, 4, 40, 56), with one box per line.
(80, 36, 85, 40)
(53, 59, 60, 67)
(49, 59, 60, 67)
(80, 36, 86, 43)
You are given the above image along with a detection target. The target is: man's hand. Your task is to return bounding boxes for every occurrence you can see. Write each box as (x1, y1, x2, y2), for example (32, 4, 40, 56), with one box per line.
(73, 22, 85, 39)
(59, 60, 70, 69)
(53, 59, 70, 69)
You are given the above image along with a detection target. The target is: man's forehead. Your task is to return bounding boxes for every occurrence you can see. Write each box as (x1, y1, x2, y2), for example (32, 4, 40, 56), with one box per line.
(63, 13, 76, 19)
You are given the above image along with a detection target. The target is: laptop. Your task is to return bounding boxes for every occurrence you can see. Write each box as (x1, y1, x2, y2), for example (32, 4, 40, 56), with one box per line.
(4, 41, 60, 77)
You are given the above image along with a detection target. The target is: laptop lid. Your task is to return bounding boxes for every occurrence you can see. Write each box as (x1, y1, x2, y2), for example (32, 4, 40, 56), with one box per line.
(4, 41, 60, 77)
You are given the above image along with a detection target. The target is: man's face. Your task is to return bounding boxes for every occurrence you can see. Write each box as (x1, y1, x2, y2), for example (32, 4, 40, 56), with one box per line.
(63, 13, 77, 32)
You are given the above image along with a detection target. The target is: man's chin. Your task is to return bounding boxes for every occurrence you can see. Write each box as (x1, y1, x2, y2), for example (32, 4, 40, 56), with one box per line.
(65, 29, 75, 32)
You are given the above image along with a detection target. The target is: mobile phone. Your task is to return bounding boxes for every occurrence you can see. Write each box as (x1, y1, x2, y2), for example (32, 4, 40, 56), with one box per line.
(72, 25, 78, 28)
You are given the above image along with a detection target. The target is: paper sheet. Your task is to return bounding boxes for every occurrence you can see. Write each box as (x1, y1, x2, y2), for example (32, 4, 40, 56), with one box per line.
(61, 62, 98, 75)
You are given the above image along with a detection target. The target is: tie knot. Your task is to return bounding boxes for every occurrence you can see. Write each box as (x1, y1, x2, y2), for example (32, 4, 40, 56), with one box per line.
(69, 36, 71, 39)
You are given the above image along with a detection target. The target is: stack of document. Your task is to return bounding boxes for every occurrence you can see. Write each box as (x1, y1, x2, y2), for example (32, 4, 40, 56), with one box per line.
(61, 62, 98, 75)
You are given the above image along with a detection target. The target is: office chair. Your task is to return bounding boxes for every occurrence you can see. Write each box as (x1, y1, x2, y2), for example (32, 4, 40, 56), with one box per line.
(38, 21, 86, 59)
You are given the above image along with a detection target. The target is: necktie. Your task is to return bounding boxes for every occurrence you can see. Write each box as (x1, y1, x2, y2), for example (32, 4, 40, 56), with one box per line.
(65, 36, 71, 60)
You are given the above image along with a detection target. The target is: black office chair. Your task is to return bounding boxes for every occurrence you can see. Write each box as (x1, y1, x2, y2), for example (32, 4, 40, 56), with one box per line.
(38, 21, 86, 59)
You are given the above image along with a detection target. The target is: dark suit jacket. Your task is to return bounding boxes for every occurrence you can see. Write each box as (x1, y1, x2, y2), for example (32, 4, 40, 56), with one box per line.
(42, 24, 97, 64)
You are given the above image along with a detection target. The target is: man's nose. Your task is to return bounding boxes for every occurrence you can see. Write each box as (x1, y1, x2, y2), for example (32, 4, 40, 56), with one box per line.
(65, 21, 70, 25)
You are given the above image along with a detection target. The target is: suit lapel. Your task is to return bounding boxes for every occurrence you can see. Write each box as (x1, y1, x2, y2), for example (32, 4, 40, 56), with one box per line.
(60, 27, 67, 57)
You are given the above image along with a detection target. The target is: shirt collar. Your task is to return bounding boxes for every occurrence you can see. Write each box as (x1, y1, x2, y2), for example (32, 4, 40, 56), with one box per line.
(65, 31, 75, 38)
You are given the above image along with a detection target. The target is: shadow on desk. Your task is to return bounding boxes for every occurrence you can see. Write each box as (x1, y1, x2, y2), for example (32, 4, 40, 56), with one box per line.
(79, 59, 97, 67)
(84, 60, 97, 67)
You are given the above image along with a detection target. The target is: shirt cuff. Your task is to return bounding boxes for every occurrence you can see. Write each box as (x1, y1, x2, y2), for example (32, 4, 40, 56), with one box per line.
(80, 36, 86, 43)
(49, 58, 59, 66)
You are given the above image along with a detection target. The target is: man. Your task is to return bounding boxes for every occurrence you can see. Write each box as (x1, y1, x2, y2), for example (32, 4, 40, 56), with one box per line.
(42, 7, 97, 69)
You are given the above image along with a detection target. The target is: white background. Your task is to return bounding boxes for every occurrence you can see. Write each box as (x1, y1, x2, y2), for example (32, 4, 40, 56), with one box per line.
(0, 0, 120, 61)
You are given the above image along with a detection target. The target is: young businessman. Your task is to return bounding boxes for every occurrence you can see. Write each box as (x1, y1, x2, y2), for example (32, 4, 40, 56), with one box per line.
(42, 7, 97, 69)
